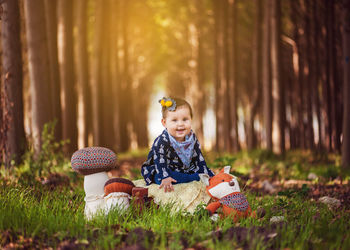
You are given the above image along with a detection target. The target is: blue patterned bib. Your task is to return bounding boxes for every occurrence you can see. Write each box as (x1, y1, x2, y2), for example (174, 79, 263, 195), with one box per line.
(167, 130, 195, 168)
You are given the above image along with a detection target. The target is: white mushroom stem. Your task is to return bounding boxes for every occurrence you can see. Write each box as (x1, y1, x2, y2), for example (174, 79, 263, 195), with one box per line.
(104, 192, 131, 214)
(84, 171, 109, 219)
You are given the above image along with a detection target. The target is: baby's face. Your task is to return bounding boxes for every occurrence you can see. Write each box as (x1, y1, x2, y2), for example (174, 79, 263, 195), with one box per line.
(162, 106, 192, 142)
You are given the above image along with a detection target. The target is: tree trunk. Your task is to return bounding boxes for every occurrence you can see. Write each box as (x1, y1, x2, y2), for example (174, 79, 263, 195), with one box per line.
(227, 0, 239, 152)
(166, 70, 186, 97)
(0, 85, 2, 163)
(214, 0, 229, 152)
(342, 0, 350, 169)
(293, 0, 307, 149)
(332, 1, 342, 153)
(262, 0, 272, 150)
(213, 0, 220, 151)
(286, 4, 301, 149)
(223, 0, 231, 151)
(282, 46, 294, 150)
(119, 0, 132, 151)
(324, 0, 334, 151)
(195, 0, 206, 147)
(270, 0, 285, 154)
(91, 0, 103, 146)
(329, 0, 338, 152)
(312, 0, 323, 150)
(186, 0, 205, 145)
(24, 0, 52, 154)
(75, 0, 91, 148)
(44, 0, 62, 142)
(1, 0, 26, 166)
(220, 0, 230, 151)
(248, 0, 262, 151)
(57, 0, 77, 155)
(303, 0, 315, 150)
(111, 0, 121, 150)
(135, 75, 152, 148)
(100, 0, 116, 149)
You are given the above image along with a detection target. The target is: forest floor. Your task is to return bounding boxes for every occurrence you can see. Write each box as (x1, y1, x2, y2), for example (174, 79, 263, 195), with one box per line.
(1, 149, 350, 249)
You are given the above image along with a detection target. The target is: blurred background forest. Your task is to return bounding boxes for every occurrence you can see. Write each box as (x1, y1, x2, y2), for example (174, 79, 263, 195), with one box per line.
(1, 0, 350, 169)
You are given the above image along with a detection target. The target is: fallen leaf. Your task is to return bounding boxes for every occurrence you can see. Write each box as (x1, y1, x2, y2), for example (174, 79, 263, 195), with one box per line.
(267, 232, 278, 238)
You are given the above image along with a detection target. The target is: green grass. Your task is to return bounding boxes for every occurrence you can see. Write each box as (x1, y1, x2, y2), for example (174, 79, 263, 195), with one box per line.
(118, 148, 150, 160)
(0, 181, 349, 249)
(206, 149, 348, 181)
(1, 148, 350, 249)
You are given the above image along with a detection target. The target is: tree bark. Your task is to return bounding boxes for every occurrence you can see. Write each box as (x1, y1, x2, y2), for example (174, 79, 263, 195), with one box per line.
(195, 0, 206, 147)
(119, 0, 132, 151)
(312, 0, 323, 150)
(227, 0, 239, 152)
(101, 0, 116, 149)
(186, 0, 205, 145)
(213, 0, 220, 151)
(262, 0, 272, 150)
(332, 1, 342, 153)
(1, 0, 26, 166)
(75, 0, 91, 148)
(248, 0, 262, 151)
(24, 0, 52, 154)
(270, 0, 285, 154)
(303, 0, 315, 150)
(57, 0, 77, 155)
(324, 0, 334, 151)
(135, 75, 152, 148)
(292, 0, 307, 149)
(284, 6, 301, 149)
(342, 0, 350, 169)
(328, 0, 338, 152)
(91, 0, 103, 146)
(111, 0, 121, 150)
(223, 0, 230, 151)
(166, 70, 186, 97)
(217, 0, 230, 151)
(214, 0, 229, 152)
(44, 0, 62, 142)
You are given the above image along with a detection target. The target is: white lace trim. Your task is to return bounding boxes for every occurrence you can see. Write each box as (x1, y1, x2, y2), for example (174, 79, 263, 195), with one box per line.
(84, 194, 105, 202)
(104, 192, 131, 201)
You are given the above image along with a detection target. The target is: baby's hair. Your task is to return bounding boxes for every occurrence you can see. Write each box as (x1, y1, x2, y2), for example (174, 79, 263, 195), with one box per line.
(161, 97, 193, 118)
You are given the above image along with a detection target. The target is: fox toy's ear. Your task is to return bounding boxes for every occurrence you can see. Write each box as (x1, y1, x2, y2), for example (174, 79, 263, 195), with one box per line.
(220, 165, 231, 174)
(199, 174, 210, 186)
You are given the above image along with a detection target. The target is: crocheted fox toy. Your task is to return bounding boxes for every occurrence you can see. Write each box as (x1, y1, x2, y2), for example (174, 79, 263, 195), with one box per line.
(200, 166, 255, 222)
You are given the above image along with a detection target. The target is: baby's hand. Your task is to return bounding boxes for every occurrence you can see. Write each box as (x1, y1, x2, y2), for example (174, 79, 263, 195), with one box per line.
(159, 177, 177, 192)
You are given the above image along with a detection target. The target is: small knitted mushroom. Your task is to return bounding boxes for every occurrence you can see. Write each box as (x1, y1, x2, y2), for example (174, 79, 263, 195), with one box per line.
(71, 147, 118, 219)
(104, 178, 135, 213)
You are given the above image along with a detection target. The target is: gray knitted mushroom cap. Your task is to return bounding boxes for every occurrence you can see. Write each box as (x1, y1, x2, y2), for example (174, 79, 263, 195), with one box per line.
(71, 147, 118, 175)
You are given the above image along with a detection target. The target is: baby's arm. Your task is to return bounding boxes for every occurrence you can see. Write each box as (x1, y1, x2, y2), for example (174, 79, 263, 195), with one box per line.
(168, 171, 200, 183)
(152, 140, 175, 191)
(194, 140, 215, 177)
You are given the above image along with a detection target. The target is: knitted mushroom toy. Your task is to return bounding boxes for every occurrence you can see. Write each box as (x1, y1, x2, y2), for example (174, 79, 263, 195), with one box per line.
(71, 147, 118, 219)
(104, 178, 135, 213)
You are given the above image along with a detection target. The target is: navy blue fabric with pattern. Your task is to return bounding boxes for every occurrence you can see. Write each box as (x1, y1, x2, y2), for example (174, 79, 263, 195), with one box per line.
(141, 129, 214, 185)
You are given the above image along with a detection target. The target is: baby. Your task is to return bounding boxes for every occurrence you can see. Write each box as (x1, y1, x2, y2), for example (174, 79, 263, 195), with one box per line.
(141, 97, 214, 192)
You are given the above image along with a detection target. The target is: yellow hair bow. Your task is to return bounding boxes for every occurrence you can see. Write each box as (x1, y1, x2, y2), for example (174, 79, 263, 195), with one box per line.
(159, 97, 176, 111)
